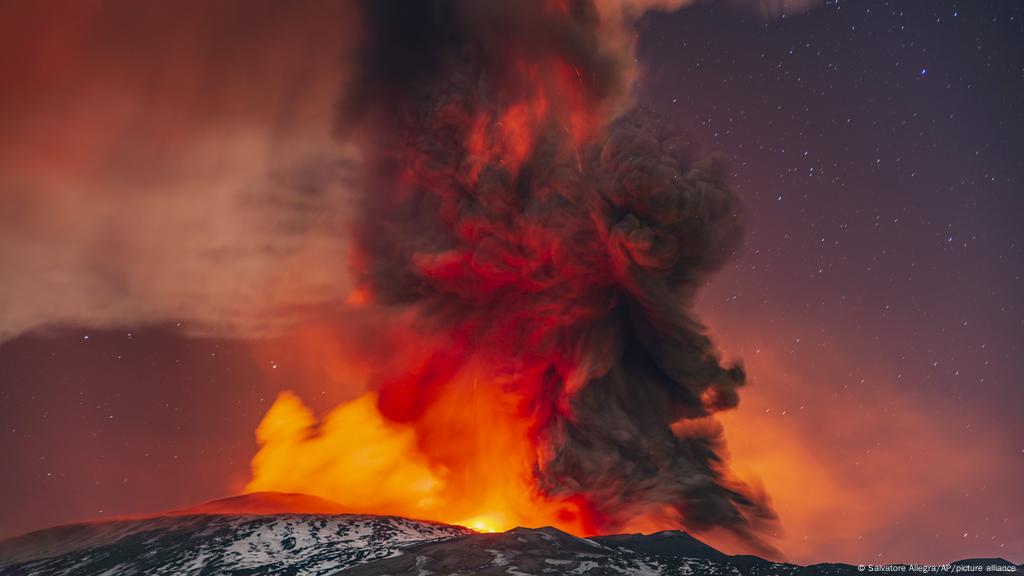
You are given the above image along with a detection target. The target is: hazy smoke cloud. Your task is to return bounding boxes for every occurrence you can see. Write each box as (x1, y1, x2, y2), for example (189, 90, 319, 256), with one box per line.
(0, 0, 359, 342)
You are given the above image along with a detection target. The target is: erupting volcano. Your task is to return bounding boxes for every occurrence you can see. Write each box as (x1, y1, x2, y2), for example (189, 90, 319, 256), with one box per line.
(247, 0, 778, 557)
(5, 0, 1024, 571)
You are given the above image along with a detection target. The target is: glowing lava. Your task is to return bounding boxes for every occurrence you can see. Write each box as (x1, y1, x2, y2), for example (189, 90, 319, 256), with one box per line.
(246, 369, 603, 535)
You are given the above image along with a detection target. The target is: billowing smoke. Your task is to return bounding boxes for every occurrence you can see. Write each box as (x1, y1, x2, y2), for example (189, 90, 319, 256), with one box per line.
(340, 0, 778, 552)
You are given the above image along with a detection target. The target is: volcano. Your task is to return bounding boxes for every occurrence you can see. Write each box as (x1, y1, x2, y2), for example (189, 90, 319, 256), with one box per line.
(2, 493, 1018, 576)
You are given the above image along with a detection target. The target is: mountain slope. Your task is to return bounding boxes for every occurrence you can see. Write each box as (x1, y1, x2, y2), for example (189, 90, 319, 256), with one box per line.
(1, 494, 1019, 576)
(341, 525, 805, 576)
(344, 528, 1024, 576)
(0, 503, 471, 576)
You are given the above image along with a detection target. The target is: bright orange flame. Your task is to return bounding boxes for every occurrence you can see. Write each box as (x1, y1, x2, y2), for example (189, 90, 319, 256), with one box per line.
(246, 364, 595, 534)
(458, 514, 503, 533)
(248, 391, 443, 518)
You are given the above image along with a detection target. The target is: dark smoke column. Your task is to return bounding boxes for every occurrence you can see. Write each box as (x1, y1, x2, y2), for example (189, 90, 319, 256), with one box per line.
(342, 0, 778, 554)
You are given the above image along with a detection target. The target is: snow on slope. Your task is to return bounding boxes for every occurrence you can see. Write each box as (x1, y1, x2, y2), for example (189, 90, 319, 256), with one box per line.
(0, 513, 472, 576)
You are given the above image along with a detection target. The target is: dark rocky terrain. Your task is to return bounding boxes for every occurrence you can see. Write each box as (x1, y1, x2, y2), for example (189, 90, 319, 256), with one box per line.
(1, 494, 1018, 575)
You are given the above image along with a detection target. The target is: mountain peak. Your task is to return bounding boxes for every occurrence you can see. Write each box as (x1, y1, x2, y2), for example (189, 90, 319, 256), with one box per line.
(170, 491, 350, 516)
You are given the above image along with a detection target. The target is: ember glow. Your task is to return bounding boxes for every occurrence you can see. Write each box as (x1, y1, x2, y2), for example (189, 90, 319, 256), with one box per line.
(248, 384, 592, 535)
(247, 0, 777, 557)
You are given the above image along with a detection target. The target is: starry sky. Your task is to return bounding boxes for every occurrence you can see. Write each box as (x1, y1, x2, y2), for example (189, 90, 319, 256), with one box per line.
(1, 0, 1021, 566)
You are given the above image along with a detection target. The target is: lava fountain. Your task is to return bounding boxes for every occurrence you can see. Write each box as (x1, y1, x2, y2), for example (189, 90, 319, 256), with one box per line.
(247, 0, 779, 557)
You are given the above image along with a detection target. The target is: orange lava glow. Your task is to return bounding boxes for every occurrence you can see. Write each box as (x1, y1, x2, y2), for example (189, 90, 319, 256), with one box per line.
(247, 369, 601, 534)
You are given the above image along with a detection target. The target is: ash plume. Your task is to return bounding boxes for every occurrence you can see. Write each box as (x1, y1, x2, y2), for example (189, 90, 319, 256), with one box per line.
(343, 0, 779, 553)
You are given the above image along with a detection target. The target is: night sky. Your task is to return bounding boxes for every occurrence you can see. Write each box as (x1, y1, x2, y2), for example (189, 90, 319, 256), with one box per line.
(1, 0, 1022, 566)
